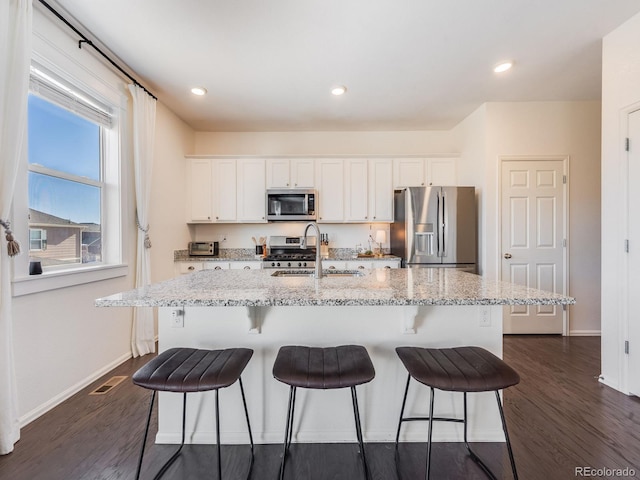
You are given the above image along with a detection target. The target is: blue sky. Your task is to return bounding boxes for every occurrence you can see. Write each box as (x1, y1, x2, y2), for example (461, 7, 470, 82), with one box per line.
(28, 95, 101, 224)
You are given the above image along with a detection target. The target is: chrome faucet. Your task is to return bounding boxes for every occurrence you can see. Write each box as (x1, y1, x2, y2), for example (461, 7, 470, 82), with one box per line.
(301, 222, 323, 279)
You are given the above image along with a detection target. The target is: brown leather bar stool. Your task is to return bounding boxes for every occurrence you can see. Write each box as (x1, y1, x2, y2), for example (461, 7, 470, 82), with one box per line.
(394, 346, 520, 480)
(273, 345, 375, 480)
(132, 347, 254, 480)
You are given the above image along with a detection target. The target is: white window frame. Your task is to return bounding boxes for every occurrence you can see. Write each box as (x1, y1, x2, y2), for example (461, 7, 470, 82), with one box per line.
(11, 29, 129, 297)
(29, 228, 47, 251)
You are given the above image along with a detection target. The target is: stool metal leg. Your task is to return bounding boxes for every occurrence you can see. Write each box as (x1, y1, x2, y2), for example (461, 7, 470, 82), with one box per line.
(215, 389, 221, 480)
(462, 392, 497, 480)
(152, 392, 188, 480)
(350, 386, 371, 480)
(395, 373, 412, 450)
(495, 391, 519, 480)
(425, 387, 435, 480)
(279, 386, 296, 480)
(238, 377, 255, 479)
(135, 390, 157, 480)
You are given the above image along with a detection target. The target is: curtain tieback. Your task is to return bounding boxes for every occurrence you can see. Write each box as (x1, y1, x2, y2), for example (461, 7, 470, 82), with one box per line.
(135, 213, 152, 249)
(0, 219, 20, 257)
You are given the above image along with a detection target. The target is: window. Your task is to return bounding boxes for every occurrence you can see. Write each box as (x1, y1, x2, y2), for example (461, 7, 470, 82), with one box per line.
(29, 228, 47, 251)
(26, 65, 113, 270)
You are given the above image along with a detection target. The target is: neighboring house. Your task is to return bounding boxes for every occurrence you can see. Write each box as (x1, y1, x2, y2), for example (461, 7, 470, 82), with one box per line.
(28, 209, 101, 266)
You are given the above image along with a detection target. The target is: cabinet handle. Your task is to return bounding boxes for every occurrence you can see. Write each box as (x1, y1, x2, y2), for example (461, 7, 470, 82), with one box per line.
(358, 265, 365, 270)
(188, 266, 195, 271)
(421, 182, 425, 186)
(384, 266, 391, 269)
(244, 266, 251, 270)
(216, 216, 219, 220)
(214, 266, 222, 270)
(329, 266, 336, 270)
(286, 183, 289, 186)
(207, 216, 211, 220)
(294, 183, 297, 186)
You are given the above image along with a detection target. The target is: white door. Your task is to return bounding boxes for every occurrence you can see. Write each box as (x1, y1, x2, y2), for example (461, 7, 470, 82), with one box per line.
(501, 158, 567, 334)
(627, 109, 640, 395)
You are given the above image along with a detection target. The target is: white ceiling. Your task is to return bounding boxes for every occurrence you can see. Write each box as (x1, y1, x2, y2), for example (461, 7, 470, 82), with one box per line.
(52, 0, 640, 132)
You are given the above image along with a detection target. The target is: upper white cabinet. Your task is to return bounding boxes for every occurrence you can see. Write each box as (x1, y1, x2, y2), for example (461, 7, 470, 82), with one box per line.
(212, 159, 237, 222)
(345, 159, 369, 222)
(188, 159, 213, 222)
(368, 158, 393, 222)
(237, 158, 266, 222)
(266, 158, 315, 188)
(393, 157, 458, 188)
(187, 157, 265, 224)
(316, 159, 345, 222)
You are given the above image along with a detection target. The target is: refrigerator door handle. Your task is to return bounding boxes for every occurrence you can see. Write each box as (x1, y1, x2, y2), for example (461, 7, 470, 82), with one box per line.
(441, 191, 446, 257)
(436, 191, 441, 256)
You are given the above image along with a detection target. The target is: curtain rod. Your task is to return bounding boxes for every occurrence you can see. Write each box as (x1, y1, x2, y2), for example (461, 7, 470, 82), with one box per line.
(37, 0, 158, 101)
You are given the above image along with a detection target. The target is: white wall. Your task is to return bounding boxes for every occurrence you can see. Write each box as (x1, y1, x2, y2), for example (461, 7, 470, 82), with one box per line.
(452, 102, 602, 334)
(194, 130, 456, 156)
(149, 102, 194, 282)
(601, 11, 640, 392)
(11, 8, 194, 424)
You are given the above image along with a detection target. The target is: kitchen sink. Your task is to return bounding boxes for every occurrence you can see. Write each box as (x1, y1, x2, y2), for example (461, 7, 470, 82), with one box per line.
(270, 269, 364, 278)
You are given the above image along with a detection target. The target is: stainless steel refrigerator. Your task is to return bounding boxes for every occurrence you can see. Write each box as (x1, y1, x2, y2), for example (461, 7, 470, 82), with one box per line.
(390, 186, 477, 272)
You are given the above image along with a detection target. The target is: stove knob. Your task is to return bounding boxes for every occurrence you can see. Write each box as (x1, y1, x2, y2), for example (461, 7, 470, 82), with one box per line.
(298, 262, 302, 267)
(287, 262, 292, 267)
(276, 262, 280, 267)
(302, 262, 307, 267)
(271, 262, 276, 267)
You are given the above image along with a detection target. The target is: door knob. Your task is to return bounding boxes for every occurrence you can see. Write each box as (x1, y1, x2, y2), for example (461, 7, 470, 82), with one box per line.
(504, 253, 512, 259)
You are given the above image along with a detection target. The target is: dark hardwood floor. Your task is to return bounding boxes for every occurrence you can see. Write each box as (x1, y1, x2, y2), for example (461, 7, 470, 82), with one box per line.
(1, 336, 639, 480)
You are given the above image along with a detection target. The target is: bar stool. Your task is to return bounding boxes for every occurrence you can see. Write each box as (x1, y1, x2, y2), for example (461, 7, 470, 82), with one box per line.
(132, 347, 254, 480)
(272, 345, 375, 480)
(394, 346, 520, 480)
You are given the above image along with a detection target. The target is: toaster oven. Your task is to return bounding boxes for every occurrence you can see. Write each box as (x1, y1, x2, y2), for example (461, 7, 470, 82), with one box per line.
(189, 241, 219, 256)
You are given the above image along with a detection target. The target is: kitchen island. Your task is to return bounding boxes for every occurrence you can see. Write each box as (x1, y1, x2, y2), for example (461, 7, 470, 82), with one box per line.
(96, 268, 574, 445)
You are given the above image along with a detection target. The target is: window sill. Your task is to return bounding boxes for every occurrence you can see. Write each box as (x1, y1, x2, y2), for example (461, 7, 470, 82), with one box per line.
(12, 263, 129, 297)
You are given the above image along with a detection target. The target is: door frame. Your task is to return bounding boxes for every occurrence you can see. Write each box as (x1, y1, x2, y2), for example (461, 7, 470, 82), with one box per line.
(497, 155, 570, 335)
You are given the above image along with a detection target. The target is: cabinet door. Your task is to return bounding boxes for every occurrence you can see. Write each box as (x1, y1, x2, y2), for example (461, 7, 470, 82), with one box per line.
(188, 159, 213, 222)
(266, 158, 291, 188)
(316, 159, 344, 222)
(372, 260, 400, 269)
(238, 158, 266, 222)
(203, 262, 230, 270)
(345, 159, 369, 222)
(369, 158, 393, 222)
(176, 262, 203, 275)
(346, 261, 372, 270)
(393, 158, 426, 188)
(292, 159, 315, 188)
(229, 261, 262, 270)
(322, 261, 347, 270)
(427, 157, 457, 186)
(213, 159, 237, 222)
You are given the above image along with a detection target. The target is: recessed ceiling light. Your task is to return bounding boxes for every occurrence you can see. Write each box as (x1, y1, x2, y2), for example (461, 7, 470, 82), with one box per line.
(331, 85, 347, 96)
(493, 61, 513, 73)
(191, 87, 207, 96)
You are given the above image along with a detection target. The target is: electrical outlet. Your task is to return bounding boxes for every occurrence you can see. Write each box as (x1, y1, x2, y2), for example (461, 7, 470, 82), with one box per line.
(479, 307, 491, 327)
(170, 309, 184, 328)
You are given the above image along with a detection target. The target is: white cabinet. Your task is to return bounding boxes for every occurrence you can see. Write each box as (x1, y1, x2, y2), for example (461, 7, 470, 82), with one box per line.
(393, 157, 458, 188)
(316, 159, 345, 222)
(176, 262, 204, 275)
(322, 261, 347, 270)
(345, 159, 369, 222)
(393, 158, 426, 188)
(368, 158, 394, 222)
(229, 261, 262, 270)
(237, 158, 266, 222)
(203, 262, 230, 270)
(427, 158, 457, 186)
(212, 159, 237, 222)
(266, 158, 315, 188)
(187, 160, 213, 222)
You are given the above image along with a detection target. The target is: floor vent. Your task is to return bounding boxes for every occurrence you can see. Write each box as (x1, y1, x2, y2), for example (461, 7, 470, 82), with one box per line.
(89, 375, 127, 395)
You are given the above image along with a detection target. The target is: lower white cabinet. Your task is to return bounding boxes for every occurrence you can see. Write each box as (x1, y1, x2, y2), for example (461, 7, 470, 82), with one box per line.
(204, 262, 230, 270)
(229, 261, 262, 270)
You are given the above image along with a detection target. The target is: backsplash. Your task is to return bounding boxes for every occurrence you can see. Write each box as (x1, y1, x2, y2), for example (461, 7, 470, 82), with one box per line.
(190, 223, 391, 252)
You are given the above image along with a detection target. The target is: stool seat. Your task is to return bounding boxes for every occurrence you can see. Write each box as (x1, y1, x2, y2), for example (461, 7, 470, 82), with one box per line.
(133, 347, 253, 392)
(273, 345, 375, 389)
(396, 346, 520, 393)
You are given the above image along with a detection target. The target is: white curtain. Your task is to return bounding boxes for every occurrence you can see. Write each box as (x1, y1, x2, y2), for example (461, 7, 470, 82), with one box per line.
(128, 84, 157, 357)
(0, 0, 32, 455)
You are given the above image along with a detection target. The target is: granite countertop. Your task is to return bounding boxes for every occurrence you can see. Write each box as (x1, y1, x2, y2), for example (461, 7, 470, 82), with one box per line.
(96, 268, 575, 308)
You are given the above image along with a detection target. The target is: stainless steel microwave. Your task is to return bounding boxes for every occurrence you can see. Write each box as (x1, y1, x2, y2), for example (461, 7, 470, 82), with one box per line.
(189, 241, 219, 256)
(266, 189, 317, 221)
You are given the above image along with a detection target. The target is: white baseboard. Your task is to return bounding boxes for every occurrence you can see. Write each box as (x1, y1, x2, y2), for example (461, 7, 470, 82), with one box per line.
(19, 351, 133, 427)
(569, 329, 601, 336)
